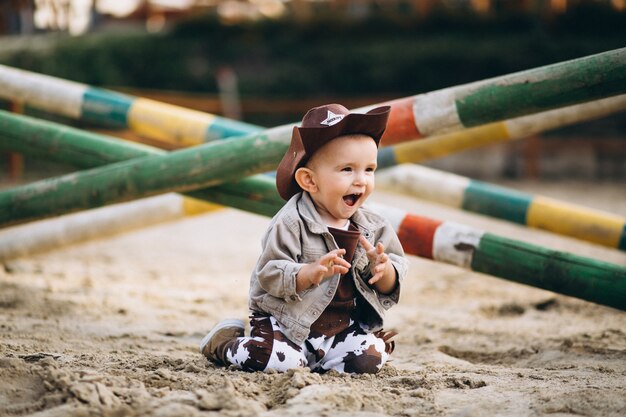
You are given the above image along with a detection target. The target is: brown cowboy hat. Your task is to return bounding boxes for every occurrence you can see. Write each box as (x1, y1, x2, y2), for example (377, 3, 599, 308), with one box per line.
(275, 103, 391, 201)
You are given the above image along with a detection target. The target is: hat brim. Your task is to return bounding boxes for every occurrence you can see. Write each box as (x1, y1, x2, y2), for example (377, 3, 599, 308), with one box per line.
(275, 105, 391, 201)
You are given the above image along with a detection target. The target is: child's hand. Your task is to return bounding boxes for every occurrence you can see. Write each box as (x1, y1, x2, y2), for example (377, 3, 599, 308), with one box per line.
(359, 235, 393, 286)
(297, 249, 351, 291)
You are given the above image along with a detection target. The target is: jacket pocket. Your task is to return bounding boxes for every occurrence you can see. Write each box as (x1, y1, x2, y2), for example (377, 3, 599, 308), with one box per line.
(299, 247, 328, 264)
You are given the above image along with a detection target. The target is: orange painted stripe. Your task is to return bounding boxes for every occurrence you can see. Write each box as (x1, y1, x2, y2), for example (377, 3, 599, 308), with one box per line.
(397, 214, 443, 259)
(380, 97, 421, 146)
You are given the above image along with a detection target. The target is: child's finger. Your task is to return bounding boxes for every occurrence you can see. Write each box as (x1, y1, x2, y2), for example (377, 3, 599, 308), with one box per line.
(368, 271, 383, 285)
(377, 253, 389, 265)
(358, 235, 374, 252)
(333, 265, 350, 275)
(333, 256, 351, 269)
(376, 242, 385, 255)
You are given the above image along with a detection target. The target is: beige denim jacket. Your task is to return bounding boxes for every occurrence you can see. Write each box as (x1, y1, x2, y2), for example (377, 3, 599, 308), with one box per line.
(249, 192, 408, 345)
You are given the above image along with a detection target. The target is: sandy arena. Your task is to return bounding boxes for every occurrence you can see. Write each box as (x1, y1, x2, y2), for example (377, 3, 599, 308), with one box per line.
(1, 181, 625, 417)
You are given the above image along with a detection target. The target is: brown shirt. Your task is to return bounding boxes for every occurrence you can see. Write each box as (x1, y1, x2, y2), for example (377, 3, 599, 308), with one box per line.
(309, 223, 360, 337)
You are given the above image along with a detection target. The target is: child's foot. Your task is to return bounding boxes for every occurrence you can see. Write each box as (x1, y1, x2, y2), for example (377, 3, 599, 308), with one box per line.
(199, 319, 244, 364)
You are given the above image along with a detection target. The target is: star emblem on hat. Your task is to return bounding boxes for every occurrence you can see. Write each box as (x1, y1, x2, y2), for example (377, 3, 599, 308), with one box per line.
(320, 110, 345, 126)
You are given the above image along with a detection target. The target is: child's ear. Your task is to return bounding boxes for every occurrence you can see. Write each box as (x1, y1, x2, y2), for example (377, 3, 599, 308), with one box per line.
(295, 167, 318, 193)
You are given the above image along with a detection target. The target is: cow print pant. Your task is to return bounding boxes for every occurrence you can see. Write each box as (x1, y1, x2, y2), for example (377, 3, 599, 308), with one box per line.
(220, 314, 391, 374)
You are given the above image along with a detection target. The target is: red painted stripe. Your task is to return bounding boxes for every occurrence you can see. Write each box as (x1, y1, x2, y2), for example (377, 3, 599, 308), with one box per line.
(380, 97, 422, 146)
(397, 214, 442, 259)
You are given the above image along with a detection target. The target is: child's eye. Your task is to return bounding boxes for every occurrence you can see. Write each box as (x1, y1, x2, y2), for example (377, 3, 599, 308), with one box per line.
(366, 167, 376, 172)
(341, 167, 352, 172)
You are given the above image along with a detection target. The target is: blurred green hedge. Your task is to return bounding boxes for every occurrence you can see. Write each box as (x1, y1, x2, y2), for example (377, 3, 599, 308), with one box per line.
(1, 3, 624, 129)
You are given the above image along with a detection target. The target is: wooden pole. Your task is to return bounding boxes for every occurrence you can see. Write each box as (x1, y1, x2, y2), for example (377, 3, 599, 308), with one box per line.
(373, 47, 626, 144)
(0, 112, 623, 310)
(373, 203, 626, 311)
(1, 47, 625, 147)
(377, 94, 626, 167)
(0, 194, 221, 260)
(0, 65, 260, 146)
(0, 115, 291, 227)
(377, 165, 626, 251)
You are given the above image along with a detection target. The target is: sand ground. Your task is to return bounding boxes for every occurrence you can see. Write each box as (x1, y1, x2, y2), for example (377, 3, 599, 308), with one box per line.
(1, 181, 625, 417)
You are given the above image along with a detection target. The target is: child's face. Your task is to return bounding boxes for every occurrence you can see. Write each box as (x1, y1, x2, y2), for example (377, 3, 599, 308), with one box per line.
(302, 134, 377, 227)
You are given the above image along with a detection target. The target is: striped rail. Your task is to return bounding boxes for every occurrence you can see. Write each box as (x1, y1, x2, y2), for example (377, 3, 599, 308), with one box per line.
(0, 112, 623, 310)
(0, 66, 259, 146)
(1, 47, 624, 148)
(377, 94, 626, 166)
(377, 165, 626, 251)
(367, 47, 626, 145)
(0, 194, 221, 260)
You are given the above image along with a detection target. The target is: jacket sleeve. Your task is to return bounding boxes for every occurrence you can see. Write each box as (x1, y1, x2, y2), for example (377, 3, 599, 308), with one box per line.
(252, 217, 307, 303)
(374, 219, 408, 310)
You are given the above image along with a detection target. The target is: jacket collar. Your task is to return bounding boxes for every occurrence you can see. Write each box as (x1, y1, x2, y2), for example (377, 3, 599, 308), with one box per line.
(296, 192, 384, 236)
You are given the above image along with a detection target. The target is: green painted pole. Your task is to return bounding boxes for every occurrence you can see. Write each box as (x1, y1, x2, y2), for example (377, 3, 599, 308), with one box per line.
(472, 234, 625, 310)
(0, 114, 159, 167)
(455, 48, 626, 126)
(187, 177, 283, 218)
(410, 47, 626, 136)
(0, 110, 284, 218)
(0, 121, 290, 227)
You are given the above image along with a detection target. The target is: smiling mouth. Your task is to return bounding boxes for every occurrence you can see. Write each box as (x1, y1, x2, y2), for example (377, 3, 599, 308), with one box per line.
(343, 193, 362, 207)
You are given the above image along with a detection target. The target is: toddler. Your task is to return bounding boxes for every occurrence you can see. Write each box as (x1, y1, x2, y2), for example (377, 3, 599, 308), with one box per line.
(200, 103, 408, 374)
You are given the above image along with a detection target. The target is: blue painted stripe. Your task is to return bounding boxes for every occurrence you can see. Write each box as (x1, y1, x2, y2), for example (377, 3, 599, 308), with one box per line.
(463, 180, 533, 225)
(377, 147, 398, 169)
(81, 88, 133, 128)
(205, 117, 262, 141)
